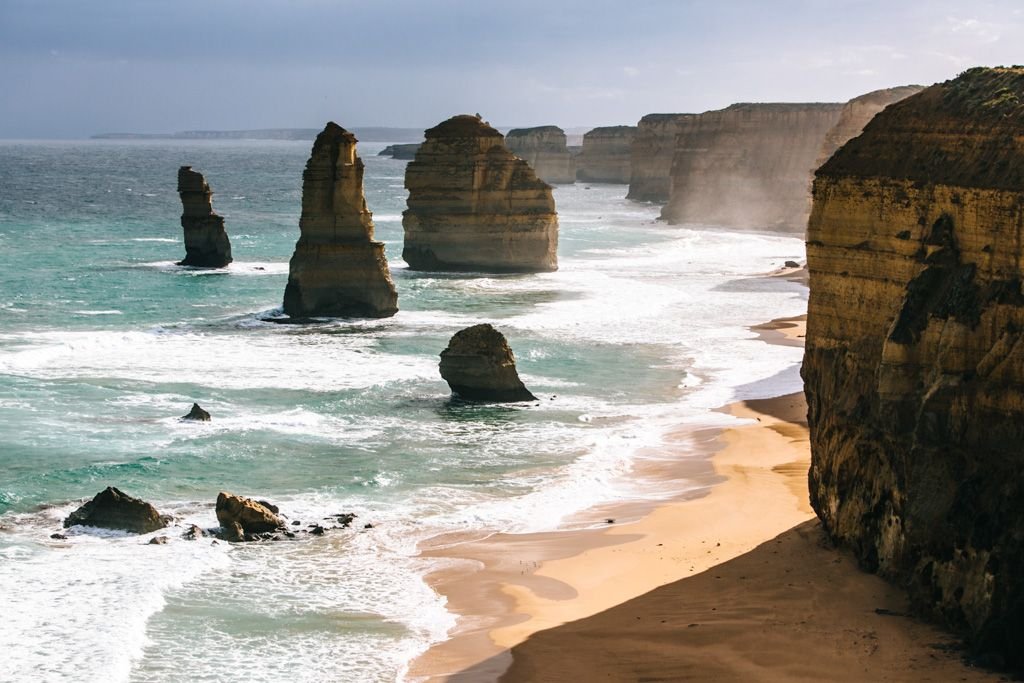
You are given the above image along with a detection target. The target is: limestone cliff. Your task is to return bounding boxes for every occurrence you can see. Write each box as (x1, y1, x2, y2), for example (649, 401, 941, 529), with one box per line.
(661, 103, 844, 231)
(627, 114, 694, 203)
(816, 85, 925, 168)
(402, 115, 558, 273)
(283, 122, 398, 318)
(803, 67, 1024, 667)
(505, 126, 576, 184)
(176, 166, 232, 267)
(577, 126, 636, 183)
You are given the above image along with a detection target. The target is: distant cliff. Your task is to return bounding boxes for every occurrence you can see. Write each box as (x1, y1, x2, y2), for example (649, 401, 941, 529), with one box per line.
(816, 85, 925, 167)
(803, 67, 1024, 668)
(505, 126, 576, 184)
(627, 114, 694, 202)
(660, 103, 844, 231)
(577, 126, 635, 183)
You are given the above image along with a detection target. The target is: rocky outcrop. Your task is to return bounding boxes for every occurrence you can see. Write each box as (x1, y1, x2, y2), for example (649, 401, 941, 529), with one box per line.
(180, 403, 210, 421)
(802, 67, 1024, 668)
(816, 86, 925, 168)
(283, 122, 398, 318)
(660, 103, 844, 231)
(402, 115, 558, 273)
(64, 487, 168, 534)
(176, 166, 232, 268)
(215, 492, 283, 534)
(504, 126, 575, 184)
(577, 126, 636, 183)
(378, 143, 421, 159)
(439, 324, 536, 402)
(627, 114, 695, 202)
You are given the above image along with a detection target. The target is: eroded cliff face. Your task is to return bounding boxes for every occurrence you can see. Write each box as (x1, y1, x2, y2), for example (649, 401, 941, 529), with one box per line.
(505, 126, 575, 184)
(283, 122, 398, 318)
(176, 166, 232, 267)
(661, 103, 844, 231)
(577, 126, 636, 183)
(627, 113, 694, 202)
(402, 115, 558, 273)
(816, 85, 925, 168)
(803, 67, 1024, 667)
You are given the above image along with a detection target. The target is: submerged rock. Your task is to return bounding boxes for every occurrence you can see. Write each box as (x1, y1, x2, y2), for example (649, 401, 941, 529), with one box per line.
(180, 403, 211, 421)
(176, 166, 232, 268)
(505, 126, 576, 184)
(283, 122, 399, 319)
(439, 324, 536, 402)
(215, 492, 283, 535)
(402, 115, 558, 273)
(64, 487, 168, 534)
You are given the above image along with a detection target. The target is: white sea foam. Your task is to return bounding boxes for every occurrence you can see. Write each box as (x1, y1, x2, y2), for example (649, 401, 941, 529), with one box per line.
(72, 309, 123, 316)
(130, 238, 179, 243)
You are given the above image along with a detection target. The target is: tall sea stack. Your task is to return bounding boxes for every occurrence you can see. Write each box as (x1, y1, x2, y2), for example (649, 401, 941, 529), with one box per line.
(803, 67, 1024, 667)
(626, 113, 694, 203)
(577, 126, 636, 183)
(402, 115, 558, 273)
(283, 122, 398, 318)
(176, 166, 232, 268)
(504, 126, 576, 184)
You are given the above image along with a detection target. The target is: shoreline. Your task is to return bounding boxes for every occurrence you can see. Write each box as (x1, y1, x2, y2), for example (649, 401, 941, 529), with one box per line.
(408, 315, 812, 681)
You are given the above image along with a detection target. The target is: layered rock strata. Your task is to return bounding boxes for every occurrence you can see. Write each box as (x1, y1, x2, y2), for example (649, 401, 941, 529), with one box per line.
(64, 487, 168, 534)
(504, 126, 575, 184)
(577, 126, 636, 183)
(439, 324, 536, 402)
(816, 86, 925, 168)
(627, 114, 695, 202)
(661, 103, 844, 231)
(402, 115, 558, 272)
(176, 166, 232, 267)
(283, 122, 398, 318)
(802, 67, 1024, 667)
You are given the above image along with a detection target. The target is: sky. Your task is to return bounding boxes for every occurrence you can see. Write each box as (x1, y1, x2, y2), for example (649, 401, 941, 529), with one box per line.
(1, 0, 1023, 138)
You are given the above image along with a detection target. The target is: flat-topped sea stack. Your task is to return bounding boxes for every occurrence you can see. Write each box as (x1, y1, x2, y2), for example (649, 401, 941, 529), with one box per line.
(402, 115, 558, 273)
(577, 126, 636, 183)
(176, 166, 232, 267)
(283, 122, 398, 318)
(660, 102, 844, 231)
(378, 143, 421, 159)
(439, 324, 536, 402)
(504, 126, 575, 184)
(816, 85, 925, 167)
(626, 113, 695, 202)
(803, 67, 1024, 667)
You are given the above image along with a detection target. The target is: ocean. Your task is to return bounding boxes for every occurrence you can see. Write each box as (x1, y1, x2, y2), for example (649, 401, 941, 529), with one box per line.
(0, 139, 806, 682)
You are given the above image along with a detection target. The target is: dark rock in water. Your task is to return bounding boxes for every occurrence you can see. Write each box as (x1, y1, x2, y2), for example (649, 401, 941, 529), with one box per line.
(176, 166, 232, 268)
(784, 260, 800, 268)
(336, 513, 356, 528)
(363, 523, 374, 529)
(148, 536, 168, 545)
(291, 520, 301, 526)
(439, 324, 536, 402)
(215, 492, 283, 535)
(180, 403, 211, 422)
(182, 524, 205, 540)
(63, 487, 168, 534)
(310, 525, 326, 536)
(220, 521, 245, 543)
(50, 533, 67, 540)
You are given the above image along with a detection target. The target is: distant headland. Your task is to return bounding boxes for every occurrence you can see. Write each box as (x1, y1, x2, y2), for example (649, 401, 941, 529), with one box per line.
(90, 127, 426, 142)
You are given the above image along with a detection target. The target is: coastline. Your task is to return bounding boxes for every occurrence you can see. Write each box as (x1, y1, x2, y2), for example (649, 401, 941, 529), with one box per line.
(408, 315, 813, 681)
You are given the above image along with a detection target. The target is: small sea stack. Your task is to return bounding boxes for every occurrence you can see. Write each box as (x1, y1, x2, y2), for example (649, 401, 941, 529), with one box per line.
(577, 126, 636, 183)
(176, 166, 233, 268)
(402, 115, 559, 273)
(439, 324, 536, 402)
(64, 487, 168, 534)
(505, 126, 576, 184)
(283, 122, 398, 318)
(377, 143, 421, 159)
(215, 492, 283, 537)
(180, 403, 210, 421)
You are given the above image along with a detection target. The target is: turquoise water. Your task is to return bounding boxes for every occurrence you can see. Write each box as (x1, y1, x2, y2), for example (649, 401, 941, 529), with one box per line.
(0, 139, 807, 681)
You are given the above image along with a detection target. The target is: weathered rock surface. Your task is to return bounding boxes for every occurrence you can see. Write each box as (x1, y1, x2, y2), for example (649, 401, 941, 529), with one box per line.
(627, 113, 695, 203)
(378, 143, 421, 159)
(803, 67, 1024, 668)
(64, 487, 168, 534)
(176, 166, 233, 268)
(661, 103, 844, 231)
(505, 126, 576, 184)
(439, 324, 536, 402)
(403, 115, 558, 272)
(816, 86, 925, 168)
(577, 126, 636, 183)
(283, 122, 398, 318)
(215, 492, 283, 534)
(180, 402, 210, 421)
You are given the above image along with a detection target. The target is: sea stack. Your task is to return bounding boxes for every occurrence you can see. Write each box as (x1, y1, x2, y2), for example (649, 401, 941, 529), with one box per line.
(402, 115, 558, 273)
(577, 126, 636, 183)
(283, 122, 398, 318)
(504, 126, 576, 184)
(439, 324, 536, 402)
(626, 113, 695, 203)
(803, 67, 1024, 667)
(64, 487, 168, 534)
(176, 166, 232, 267)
